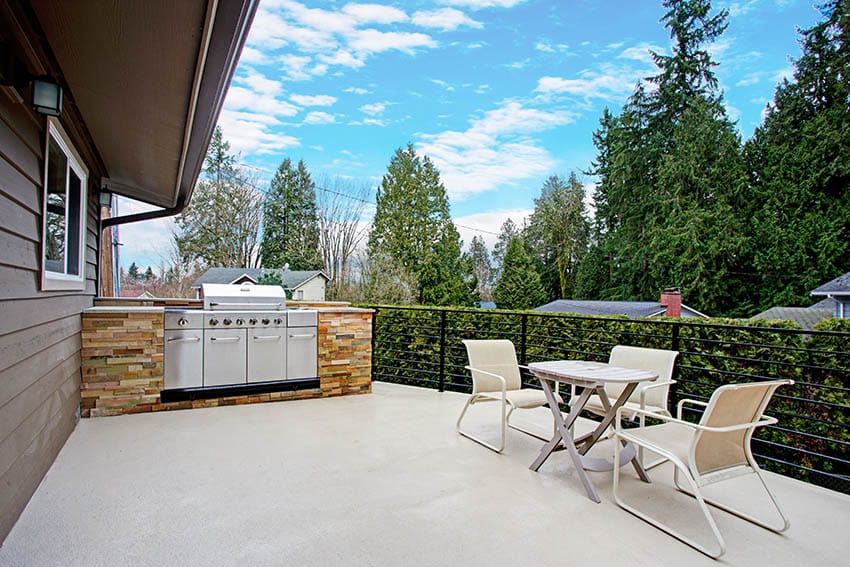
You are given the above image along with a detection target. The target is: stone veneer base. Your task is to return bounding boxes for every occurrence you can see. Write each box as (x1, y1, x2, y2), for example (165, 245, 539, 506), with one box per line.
(81, 308, 372, 417)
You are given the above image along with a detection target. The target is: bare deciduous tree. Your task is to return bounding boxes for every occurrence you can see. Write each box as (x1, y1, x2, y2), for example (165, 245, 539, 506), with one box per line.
(316, 177, 372, 300)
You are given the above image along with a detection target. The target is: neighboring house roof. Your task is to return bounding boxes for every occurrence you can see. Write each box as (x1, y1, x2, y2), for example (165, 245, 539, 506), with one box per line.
(751, 307, 833, 331)
(534, 300, 708, 318)
(810, 297, 839, 310)
(191, 268, 329, 290)
(810, 271, 850, 297)
(119, 284, 155, 299)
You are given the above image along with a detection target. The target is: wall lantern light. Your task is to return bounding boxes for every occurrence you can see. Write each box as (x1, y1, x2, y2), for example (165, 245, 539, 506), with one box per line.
(99, 191, 113, 208)
(32, 77, 63, 116)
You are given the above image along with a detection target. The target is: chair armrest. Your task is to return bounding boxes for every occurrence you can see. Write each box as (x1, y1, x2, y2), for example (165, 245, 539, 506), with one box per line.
(618, 406, 778, 433)
(464, 365, 507, 397)
(677, 398, 709, 419)
(638, 380, 675, 408)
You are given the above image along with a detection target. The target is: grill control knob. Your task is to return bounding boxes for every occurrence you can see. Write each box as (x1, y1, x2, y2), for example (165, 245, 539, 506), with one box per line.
(261, 318, 270, 325)
(249, 318, 258, 325)
(178, 317, 189, 327)
(209, 318, 219, 326)
(235, 318, 244, 326)
(274, 318, 283, 325)
(223, 318, 232, 326)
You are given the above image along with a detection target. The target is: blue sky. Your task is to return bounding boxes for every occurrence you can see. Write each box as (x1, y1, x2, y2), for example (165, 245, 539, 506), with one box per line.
(118, 0, 823, 273)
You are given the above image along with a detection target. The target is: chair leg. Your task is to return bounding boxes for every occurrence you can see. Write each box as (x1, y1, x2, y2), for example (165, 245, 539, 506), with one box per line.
(456, 395, 507, 453)
(613, 435, 727, 559)
(672, 466, 791, 534)
(506, 404, 555, 442)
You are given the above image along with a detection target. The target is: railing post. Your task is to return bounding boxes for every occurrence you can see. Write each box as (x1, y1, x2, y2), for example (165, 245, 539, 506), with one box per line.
(671, 321, 680, 352)
(520, 313, 528, 366)
(438, 309, 447, 392)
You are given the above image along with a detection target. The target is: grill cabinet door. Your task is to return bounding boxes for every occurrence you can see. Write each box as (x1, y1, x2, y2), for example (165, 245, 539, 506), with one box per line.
(247, 328, 286, 383)
(287, 328, 318, 379)
(164, 330, 203, 389)
(204, 329, 247, 386)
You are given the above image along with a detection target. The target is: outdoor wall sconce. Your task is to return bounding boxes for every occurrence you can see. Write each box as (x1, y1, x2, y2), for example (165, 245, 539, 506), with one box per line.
(99, 191, 113, 208)
(31, 77, 63, 116)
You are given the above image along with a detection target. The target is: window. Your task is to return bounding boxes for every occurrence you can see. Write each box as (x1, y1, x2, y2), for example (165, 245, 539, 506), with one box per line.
(296, 290, 304, 300)
(41, 118, 88, 290)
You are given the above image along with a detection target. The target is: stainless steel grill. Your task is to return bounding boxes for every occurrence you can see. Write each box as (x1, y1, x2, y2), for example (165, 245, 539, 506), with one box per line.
(163, 284, 318, 391)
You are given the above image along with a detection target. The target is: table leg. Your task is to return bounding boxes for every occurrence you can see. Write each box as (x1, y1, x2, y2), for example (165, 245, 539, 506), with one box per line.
(577, 383, 650, 482)
(530, 379, 601, 503)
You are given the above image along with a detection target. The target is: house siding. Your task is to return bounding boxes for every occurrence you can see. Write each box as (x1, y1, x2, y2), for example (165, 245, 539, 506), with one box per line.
(0, 27, 99, 544)
(295, 276, 326, 301)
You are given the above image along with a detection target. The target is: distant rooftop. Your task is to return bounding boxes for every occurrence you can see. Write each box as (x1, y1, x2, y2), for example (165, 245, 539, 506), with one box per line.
(191, 268, 327, 289)
(535, 299, 707, 319)
(811, 271, 850, 296)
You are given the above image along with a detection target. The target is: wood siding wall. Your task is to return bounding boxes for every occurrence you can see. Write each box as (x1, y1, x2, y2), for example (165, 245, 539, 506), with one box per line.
(0, 81, 99, 542)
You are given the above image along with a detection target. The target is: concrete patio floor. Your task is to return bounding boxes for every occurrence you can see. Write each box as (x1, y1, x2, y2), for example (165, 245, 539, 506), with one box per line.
(1, 381, 847, 566)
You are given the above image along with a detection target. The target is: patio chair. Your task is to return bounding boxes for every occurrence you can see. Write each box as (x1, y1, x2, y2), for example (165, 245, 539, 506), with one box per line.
(571, 345, 678, 468)
(457, 339, 562, 453)
(612, 379, 792, 559)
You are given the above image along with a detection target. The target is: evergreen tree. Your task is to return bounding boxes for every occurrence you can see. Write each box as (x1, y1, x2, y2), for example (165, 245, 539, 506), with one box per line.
(367, 144, 476, 306)
(492, 238, 547, 310)
(468, 235, 494, 302)
(128, 262, 139, 281)
(589, 0, 749, 315)
(174, 127, 262, 268)
(260, 159, 321, 270)
(743, 0, 850, 308)
(144, 266, 155, 282)
(525, 173, 590, 300)
(492, 218, 520, 280)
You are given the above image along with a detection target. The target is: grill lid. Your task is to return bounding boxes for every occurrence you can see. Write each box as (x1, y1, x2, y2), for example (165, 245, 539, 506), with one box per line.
(202, 283, 286, 311)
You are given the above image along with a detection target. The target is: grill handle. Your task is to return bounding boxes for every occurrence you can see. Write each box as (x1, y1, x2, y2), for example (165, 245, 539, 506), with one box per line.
(208, 301, 283, 309)
(166, 337, 201, 343)
(252, 335, 282, 341)
(289, 333, 316, 339)
(209, 336, 241, 343)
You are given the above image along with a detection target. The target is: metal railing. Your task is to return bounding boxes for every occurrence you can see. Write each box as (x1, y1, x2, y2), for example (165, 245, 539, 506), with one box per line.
(368, 305, 850, 494)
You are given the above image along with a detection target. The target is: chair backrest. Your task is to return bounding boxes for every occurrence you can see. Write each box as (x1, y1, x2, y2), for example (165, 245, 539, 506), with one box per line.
(692, 380, 789, 476)
(462, 339, 522, 394)
(606, 345, 679, 407)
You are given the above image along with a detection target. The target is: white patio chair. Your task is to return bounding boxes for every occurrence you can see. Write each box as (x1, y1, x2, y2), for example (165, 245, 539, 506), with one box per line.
(457, 339, 562, 453)
(612, 379, 792, 558)
(571, 345, 678, 468)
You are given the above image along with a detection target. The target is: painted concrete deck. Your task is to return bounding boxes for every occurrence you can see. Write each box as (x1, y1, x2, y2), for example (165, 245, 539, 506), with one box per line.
(1, 382, 847, 566)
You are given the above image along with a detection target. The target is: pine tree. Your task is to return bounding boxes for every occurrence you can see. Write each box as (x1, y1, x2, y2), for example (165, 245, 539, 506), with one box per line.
(174, 127, 262, 268)
(260, 159, 321, 270)
(367, 144, 476, 306)
(468, 235, 494, 302)
(526, 173, 590, 300)
(589, 0, 749, 315)
(492, 218, 520, 280)
(128, 262, 139, 281)
(144, 266, 155, 282)
(743, 0, 850, 308)
(492, 238, 546, 310)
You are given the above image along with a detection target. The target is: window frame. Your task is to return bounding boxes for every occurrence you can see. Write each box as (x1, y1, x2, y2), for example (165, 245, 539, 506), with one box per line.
(41, 117, 88, 291)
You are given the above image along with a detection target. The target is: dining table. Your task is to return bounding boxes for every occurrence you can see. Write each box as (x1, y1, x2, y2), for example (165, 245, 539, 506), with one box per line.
(527, 360, 658, 503)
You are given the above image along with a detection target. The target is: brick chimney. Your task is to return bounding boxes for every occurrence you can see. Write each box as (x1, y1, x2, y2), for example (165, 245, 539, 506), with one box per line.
(660, 287, 682, 318)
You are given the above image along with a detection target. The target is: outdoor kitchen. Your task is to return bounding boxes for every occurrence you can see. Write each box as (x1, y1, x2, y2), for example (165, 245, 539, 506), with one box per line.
(79, 284, 372, 417)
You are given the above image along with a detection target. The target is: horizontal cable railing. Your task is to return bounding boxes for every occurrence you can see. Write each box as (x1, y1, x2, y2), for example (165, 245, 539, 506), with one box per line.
(368, 305, 850, 495)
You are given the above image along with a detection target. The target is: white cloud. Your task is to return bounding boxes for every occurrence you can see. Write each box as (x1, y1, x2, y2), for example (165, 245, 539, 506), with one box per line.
(454, 209, 532, 250)
(475, 84, 490, 94)
(735, 72, 762, 87)
(412, 8, 483, 31)
(347, 29, 438, 54)
(303, 111, 336, 125)
(417, 101, 574, 199)
(431, 79, 456, 91)
(342, 3, 408, 24)
(535, 40, 569, 54)
(359, 102, 387, 115)
(440, 0, 528, 9)
(771, 66, 794, 83)
(225, 85, 298, 116)
(721, 0, 760, 17)
(318, 50, 365, 68)
(535, 61, 649, 104)
(618, 42, 664, 64)
(279, 54, 316, 81)
(239, 46, 266, 65)
(289, 94, 337, 106)
(344, 87, 371, 95)
(218, 108, 300, 154)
